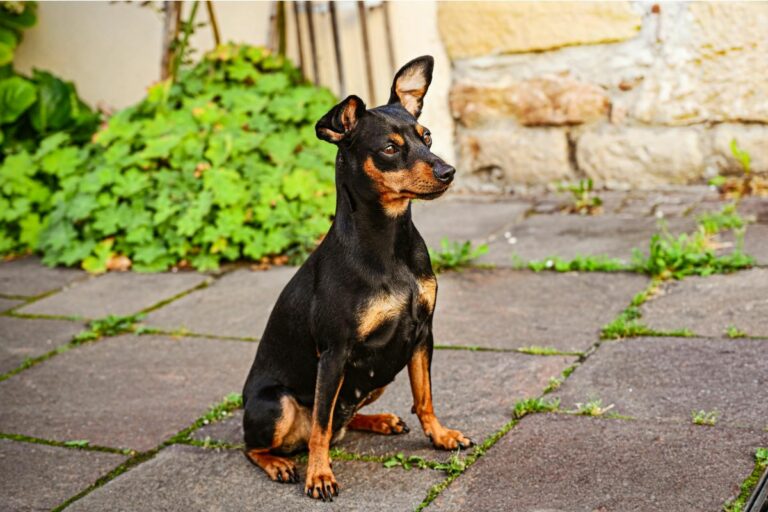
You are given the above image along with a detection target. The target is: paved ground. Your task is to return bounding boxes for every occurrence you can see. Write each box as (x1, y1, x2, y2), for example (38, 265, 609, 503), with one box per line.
(1, 187, 767, 511)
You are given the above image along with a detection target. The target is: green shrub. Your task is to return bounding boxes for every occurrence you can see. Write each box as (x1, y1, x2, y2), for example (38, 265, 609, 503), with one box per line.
(0, 2, 99, 155)
(4, 44, 338, 271)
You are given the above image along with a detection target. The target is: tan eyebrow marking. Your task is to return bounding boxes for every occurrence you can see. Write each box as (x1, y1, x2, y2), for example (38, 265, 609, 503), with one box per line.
(389, 133, 405, 146)
(415, 125, 425, 137)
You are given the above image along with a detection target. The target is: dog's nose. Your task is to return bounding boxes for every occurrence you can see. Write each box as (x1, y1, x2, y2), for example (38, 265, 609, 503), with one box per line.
(433, 163, 456, 183)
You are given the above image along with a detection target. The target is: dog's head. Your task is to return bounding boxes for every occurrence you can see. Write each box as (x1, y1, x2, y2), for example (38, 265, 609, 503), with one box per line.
(316, 56, 455, 217)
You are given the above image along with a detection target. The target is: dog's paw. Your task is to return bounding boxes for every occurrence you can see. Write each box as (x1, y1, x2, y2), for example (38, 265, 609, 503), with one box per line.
(348, 413, 410, 435)
(305, 467, 339, 501)
(246, 451, 299, 484)
(428, 428, 473, 451)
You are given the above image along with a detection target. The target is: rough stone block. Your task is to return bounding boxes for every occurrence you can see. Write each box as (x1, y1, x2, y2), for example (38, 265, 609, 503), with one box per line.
(433, 269, 647, 352)
(145, 267, 296, 338)
(0, 439, 125, 512)
(66, 444, 443, 511)
(450, 75, 610, 127)
(0, 334, 255, 451)
(438, 2, 642, 59)
(554, 337, 768, 430)
(457, 127, 573, 188)
(0, 317, 84, 374)
(432, 414, 767, 511)
(641, 269, 768, 337)
(576, 127, 705, 188)
(18, 271, 208, 319)
(0, 297, 22, 313)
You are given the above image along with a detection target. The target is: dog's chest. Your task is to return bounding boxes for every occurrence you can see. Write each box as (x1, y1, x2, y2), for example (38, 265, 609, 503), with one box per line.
(355, 274, 436, 344)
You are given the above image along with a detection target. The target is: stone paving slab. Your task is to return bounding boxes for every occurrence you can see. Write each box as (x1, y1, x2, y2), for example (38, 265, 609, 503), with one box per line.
(412, 197, 530, 249)
(0, 438, 126, 512)
(0, 297, 22, 313)
(0, 317, 84, 374)
(194, 350, 575, 461)
(0, 334, 255, 451)
(553, 337, 768, 430)
(744, 224, 768, 265)
(431, 414, 768, 512)
(67, 444, 442, 512)
(477, 213, 694, 267)
(433, 269, 647, 352)
(0, 256, 86, 297)
(18, 271, 209, 319)
(641, 268, 768, 337)
(145, 267, 296, 339)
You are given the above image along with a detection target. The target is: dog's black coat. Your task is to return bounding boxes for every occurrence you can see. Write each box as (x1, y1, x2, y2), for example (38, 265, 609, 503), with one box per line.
(242, 55, 468, 500)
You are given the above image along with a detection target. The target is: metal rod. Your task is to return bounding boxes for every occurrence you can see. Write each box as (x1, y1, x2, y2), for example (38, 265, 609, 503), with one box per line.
(329, 1, 345, 97)
(292, 1, 306, 75)
(276, 1, 287, 56)
(305, 1, 320, 85)
(382, 0, 396, 75)
(357, 0, 375, 103)
(205, 0, 221, 47)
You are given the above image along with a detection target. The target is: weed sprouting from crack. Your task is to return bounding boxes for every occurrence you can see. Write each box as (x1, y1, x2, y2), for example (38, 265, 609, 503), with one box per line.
(430, 239, 490, 273)
(523, 254, 629, 273)
(571, 398, 615, 417)
(726, 326, 748, 339)
(513, 397, 561, 419)
(691, 409, 718, 426)
(515, 345, 582, 357)
(723, 447, 768, 512)
(73, 313, 146, 343)
(0, 432, 133, 456)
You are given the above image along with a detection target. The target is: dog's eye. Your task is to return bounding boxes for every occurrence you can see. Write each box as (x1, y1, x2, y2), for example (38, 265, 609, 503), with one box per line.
(423, 131, 432, 147)
(381, 144, 399, 156)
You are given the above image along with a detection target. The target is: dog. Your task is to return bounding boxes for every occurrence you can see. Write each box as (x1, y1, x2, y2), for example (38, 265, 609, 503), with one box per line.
(242, 55, 472, 501)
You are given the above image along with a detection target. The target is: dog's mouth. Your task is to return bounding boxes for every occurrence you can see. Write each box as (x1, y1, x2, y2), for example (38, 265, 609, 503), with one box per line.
(405, 183, 451, 200)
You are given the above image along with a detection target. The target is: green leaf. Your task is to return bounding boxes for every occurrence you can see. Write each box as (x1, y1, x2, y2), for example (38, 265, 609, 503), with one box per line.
(0, 75, 36, 123)
(29, 70, 73, 133)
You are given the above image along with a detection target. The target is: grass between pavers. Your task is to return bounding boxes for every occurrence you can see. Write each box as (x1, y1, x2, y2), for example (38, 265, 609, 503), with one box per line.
(429, 239, 491, 274)
(433, 344, 583, 357)
(723, 447, 768, 512)
(50, 392, 245, 512)
(0, 432, 134, 456)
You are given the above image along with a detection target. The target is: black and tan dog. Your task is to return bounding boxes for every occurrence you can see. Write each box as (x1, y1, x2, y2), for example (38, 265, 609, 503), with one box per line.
(242, 56, 472, 501)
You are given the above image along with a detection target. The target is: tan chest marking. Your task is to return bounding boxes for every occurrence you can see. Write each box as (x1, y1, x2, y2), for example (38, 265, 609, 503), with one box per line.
(357, 291, 409, 339)
(417, 276, 437, 313)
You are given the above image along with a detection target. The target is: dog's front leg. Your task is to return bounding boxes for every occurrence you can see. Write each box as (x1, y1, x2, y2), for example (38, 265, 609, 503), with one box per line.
(408, 335, 473, 450)
(305, 349, 345, 501)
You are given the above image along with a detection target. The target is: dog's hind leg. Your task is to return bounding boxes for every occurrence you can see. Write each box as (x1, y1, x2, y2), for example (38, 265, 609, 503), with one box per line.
(243, 387, 311, 484)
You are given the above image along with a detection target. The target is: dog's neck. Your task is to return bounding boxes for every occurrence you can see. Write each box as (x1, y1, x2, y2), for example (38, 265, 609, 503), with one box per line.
(331, 158, 414, 265)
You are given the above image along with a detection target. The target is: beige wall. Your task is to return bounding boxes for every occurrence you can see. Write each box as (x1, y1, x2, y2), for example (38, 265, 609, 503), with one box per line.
(14, 1, 454, 161)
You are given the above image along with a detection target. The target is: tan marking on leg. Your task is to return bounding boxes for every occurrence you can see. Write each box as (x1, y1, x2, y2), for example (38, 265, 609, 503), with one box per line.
(306, 378, 343, 500)
(417, 276, 437, 313)
(359, 386, 387, 409)
(273, 395, 312, 453)
(245, 450, 298, 483)
(348, 413, 408, 435)
(357, 292, 408, 339)
(408, 348, 472, 451)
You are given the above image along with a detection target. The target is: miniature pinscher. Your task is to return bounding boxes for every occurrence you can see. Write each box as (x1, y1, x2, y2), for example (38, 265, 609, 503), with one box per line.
(242, 56, 472, 501)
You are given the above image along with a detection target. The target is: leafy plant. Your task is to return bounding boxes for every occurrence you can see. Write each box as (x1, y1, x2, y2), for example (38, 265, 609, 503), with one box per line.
(383, 452, 430, 470)
(512, 397, 560, 419)
(558, 178, 603, 215)
(543, 376, 563, 394)
(723, 447, 768, 512)
(0, 2, 36, 66)
(631, 223, 753, 280)
(691, 409, 718, 426)
(433, 452, 467, 476)
(429, 239, 488, 273)
(0, 3, 98, 156)
(524, 254, 627, 273)
(711, 139, 768, 199)
(696, 203, 746, 237)
(73, 313, 145, 342)
(572, 398, 614, 416)
(725, 326, 747, 339)
(63, 439, 90, 448)
(5, 44, 338, 271)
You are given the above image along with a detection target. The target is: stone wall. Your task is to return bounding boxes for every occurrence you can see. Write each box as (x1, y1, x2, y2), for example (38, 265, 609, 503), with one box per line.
(438, 2, 768, 191)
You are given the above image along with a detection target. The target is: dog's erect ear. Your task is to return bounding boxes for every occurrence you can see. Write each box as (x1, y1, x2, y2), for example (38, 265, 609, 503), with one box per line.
(388, 55, 434, 118)
(316, 95, 366, 144)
